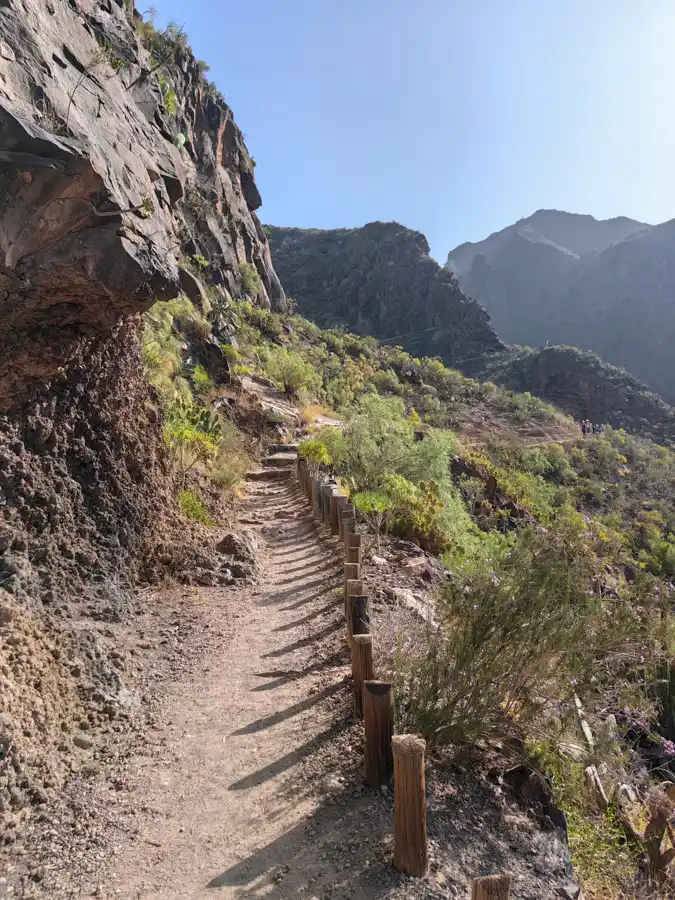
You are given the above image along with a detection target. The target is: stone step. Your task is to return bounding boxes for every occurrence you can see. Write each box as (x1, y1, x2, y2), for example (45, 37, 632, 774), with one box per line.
(246, 467, 293, 482)
(262, 453, 298, 467)
(268, 442, 299, 454)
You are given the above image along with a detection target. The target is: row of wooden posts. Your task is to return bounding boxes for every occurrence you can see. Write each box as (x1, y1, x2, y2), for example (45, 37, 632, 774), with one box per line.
(294, 458, 512, 898)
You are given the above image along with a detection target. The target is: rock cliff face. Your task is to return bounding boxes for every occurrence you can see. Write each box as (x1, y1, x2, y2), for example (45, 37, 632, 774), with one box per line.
(0, 0, 284, 410)
(446, 210, 675, 403)
(266, 222, 503, 368)
(0, 0, 283, 832)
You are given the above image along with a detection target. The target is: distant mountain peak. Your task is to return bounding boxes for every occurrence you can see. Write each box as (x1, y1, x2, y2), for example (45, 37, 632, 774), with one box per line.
(446, 210, 674, 402)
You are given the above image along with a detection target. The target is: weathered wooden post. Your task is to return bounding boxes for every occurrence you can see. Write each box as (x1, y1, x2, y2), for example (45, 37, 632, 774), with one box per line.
(329, 490, 342, 535)
(347, 594, 370, 648)
(345, 531, 361, 563)
(346, 531, 362, 550)
(345, 545, 361, 565)
(334, 495, 348, 542)
(393, 735, 428, 877)
(341, 504, 356, 544)
(313, 478, 323, 518)
(363, 681, 394, 787)
(351, 634, 374, 716)
(344, 562, 360, 588)
(344, 579, 363, 626)
(343, 563, 361, 617)
(472, 875, 512, 899)
(321, 483, 334, 525)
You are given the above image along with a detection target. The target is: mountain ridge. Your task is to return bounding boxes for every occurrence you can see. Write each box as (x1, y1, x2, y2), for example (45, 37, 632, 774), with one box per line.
(446, 209, 675, 401)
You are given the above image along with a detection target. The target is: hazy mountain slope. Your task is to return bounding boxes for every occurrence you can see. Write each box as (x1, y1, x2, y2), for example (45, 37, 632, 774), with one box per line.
(266, 222, 504, 368)
(550, 219, 675, 400)
(445, 209, 675, 403)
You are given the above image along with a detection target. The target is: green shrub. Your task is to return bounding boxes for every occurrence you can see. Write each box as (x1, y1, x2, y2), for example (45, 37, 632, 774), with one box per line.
(209, 421, 252, 493)
(261, 346, 321, 398)
(191, 364, 213, 394)
(372, 368, 403, 396)
(239, 262, 262, 298)
(394, 524, 600, 747)
(142, 296, 208, 402)
(298, 438, 330, 478)
(178, 489, 213, 525)
(164, 403, 221, 486)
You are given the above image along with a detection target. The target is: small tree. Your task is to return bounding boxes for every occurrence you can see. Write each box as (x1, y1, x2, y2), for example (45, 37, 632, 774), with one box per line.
(298, 439, 330, 479)
(352, 490, 390, 555)
(353, 473, 418, 554)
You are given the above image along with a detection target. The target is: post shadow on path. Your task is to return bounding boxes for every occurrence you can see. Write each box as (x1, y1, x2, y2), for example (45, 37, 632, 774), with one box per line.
(273, 599, 338, 632)
(261, 574, 342, 607)
(262, 619, 342, 659)
(231, 680, 345, 736)
(227, 720, 346, 792)
(250, 648, 347, 692)
(277, 584, 341, 612)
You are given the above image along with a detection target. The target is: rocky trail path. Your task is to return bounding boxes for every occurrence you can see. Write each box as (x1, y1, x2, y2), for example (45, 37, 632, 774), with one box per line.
(93, 449, 365, 899)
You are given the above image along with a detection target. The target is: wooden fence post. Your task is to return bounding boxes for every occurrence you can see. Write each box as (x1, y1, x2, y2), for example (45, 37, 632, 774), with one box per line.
(393, 735, 427, 877)
(344, 562, 360, 586)
(341, 504, 356, 543)
(321, 483, 334, 525)
(472, 875, 512, 899)
(344, 579, 363, 629)
(345, 545, 361, 565)
(347, 591, 370, 647)
(313, 479, 323, 518)
(351, 634, 374, 716)
(329, 490, 341, 535)
(363, 681, 394, 787)
(346, 531, 362, 550)
(343, 564, 361, 621)
(347, 594, 370, 647)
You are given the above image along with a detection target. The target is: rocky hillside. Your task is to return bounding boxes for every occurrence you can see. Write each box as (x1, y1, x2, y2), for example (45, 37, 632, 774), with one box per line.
(0, 0, 283, 835)
(446, 209, 675, 403)
(266, 222, 504, 368)
(478, 346, 675, 446)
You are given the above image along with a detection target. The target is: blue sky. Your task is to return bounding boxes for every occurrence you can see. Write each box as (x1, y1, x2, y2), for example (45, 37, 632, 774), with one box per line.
(151, 0, 675, 261)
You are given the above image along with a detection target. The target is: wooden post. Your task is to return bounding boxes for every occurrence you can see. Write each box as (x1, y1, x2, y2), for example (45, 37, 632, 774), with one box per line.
(329, 490, 342, 535)
(334, 495, 348, 540)
(351, 635, 374, 716)
(341, 505, 356, 543)
(393, 735, 427, 877)
(321, 483, 334, 525)
(345, 545, 361, 565)
(346, 531, 362, 550)
(344, 563, 362, 637)
(313, 479, 323, 517)
(471, 875, 512, 900)
(344, 562, 360, 585)
(344, 579, 363, 623)
(363, 681, 394, 787)
(347, 594, 370, 648)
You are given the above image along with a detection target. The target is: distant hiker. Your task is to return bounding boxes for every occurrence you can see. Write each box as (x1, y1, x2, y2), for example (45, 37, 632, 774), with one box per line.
(581, 421, 587, 436)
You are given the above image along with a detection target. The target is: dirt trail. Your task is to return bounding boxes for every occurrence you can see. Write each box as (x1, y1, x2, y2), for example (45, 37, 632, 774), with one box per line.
(100, 462, 350, 899)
